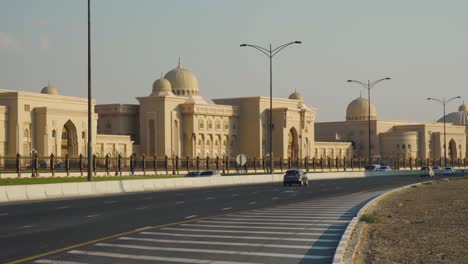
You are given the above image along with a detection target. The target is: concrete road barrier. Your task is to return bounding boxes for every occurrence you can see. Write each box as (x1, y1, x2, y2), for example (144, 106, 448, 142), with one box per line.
(0, 171, 418, 203)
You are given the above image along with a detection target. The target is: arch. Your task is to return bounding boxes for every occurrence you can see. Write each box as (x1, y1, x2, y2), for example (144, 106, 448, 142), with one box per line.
(208, 119, 213, 130)
(23, 128, 31, 155)
(288, 127, 299, 159)
(61, 120, 78, 156)
(198, 119, 204, 130)
(449, 139, 458, 161)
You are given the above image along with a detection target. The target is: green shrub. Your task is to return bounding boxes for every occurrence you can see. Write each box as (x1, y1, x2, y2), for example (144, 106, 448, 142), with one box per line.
(360, 214, 381, 223)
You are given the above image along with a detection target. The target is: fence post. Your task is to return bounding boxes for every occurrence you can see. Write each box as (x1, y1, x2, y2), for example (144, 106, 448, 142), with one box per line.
(409, 157, 413, 170)
(312, 157, 316, 172)
(165, 155, 168, 175)
(65, 154, 70, 176)
(154, 155, 157, 175)
(176, 156, 179, 175)
(186, 156, 189, 173)
(287, 157, 291, 169)
(79, 153, 83, 176)
(328, 157, 331, 171)
(320, 157, 323, 171)
(16, 153, 21, 178)
(216, 156, 219, 171)
(206, 156, 210, 170)
(335, 157, 339, 171)
(196, 156, 200, 171)
(50, 153, 55, 177)
(172, 155, 176, 175)
(142, 154, 146, 176)
(262, 157, 265, 173)
(92, 154, 97, 176)
(226, 156, 230, 174)
(118, 154, 122, 176)
(105, 154, 110, 176)
(130, 154, 135, 175)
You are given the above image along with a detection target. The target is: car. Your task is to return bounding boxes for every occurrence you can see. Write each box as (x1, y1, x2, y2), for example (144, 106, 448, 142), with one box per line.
(419, 166, 434, 177)
(365, 164, 381, 171)
(377, 165, 392, 171)
(433, 167, 444, 175)
(185, 171, 201, 177)
(443, 167, 456, 175)
(199, 170, 222, 177)
(283, 169, 308, 186)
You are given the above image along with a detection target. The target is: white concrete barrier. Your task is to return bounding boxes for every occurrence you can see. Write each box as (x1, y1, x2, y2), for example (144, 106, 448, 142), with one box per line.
(0, 171, 419, 203)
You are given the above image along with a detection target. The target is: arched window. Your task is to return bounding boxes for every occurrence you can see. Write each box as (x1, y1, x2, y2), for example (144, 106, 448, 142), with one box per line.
(224, 120, 229, 130)
(182, 90, 185, 96)
(402, 144, 406, 149)
(52, 130, 56, 138)
(408, 144, 411, 149)
(208, 120, 213, 129)
(198, 139, 202, 146)
(215, 120, 221, 130)
(82, 131, 86, 139)
(396, 144, 400, 149)
(199, 119, 204, 129)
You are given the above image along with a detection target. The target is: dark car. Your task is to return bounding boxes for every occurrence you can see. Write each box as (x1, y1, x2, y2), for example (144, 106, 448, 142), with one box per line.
(184, 171, 201, 177)
(283, 169, 308, 186)
(199, 170, 222, 177)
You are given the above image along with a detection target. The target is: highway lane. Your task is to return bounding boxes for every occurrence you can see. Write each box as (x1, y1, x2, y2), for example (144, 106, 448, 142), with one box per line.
(0, 175, 421, 263)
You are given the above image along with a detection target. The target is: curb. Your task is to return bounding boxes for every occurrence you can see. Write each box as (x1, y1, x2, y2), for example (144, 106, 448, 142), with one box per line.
(332, 180, 430, 264)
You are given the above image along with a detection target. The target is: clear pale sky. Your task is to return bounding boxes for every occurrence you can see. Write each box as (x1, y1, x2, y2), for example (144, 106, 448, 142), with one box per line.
(1, 0, 467, 122)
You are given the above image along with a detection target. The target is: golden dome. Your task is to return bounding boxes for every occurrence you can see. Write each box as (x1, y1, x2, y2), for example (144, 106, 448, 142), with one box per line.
(458, 104, 468, 112)
(164, 61, 199, 97)
(40, 84, 58, 95)
(151, 76, 172, 96)
(288, 90, 304, 102)
(346, 96, 377, 121)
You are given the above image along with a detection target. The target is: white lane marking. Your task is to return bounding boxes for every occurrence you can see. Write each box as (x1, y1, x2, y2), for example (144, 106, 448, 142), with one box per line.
(272, 197, 279, 200)
(141, 231, 339, 242)
(221, 207, 232, 211)
(143, 196, 152, 200)
(243, 212, 356, 216)
(86, 214, 100, 218)
(95, 243, 332, 260)
(205, 197, 215, 200)
(17, 225, 33, 229)
(181, 224, 345, 231)
(249, 202, 256, 205)
(214, 217, 350, 223)
(261, 208, 358, 212)
(134, 226, 153, 232)
(35, 259, 87, 264)
(119, 236, 335, 250)
(161, 227, 340, 236)
(136, 206, 149, 210)
(185, 215, 197, 219)
(104, 200, 117, 204)
(55, 206, 70, 210)
(198, 220, 347, 227)
(0, 213, 9, 216)
(176, 201, 185, 204)
(229, 214, 352, 220)
(258, 209, 358, 214)
(69, 250, 261, 264)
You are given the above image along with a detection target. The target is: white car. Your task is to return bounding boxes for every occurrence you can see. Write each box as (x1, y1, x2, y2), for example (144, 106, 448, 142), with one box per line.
(443, 167, 456, 175)
(377, 166, 392, 171)
(432, 167, 444, 175)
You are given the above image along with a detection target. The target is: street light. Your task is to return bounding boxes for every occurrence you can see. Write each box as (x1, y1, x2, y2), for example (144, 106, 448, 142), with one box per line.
(347, 78, 391, 164)
(87, 0, 93, 182)
(240, 41, 302, 174)
(427, 96, 461, 167)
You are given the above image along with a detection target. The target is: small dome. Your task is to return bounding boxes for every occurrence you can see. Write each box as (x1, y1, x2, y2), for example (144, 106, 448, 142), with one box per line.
(288, 90, 304, 102)
(151, 77, 173, 97)
(458, 104, 468, 112)
(41, 84, 58, 95)
(346, 96, 377, 121)
(164, 61, 199, 97)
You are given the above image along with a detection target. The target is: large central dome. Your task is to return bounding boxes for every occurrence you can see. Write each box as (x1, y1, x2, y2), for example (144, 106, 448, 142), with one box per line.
(163, 62, 199, 96)
(346, 96, 377, 121)
(437, 103, 468, 126)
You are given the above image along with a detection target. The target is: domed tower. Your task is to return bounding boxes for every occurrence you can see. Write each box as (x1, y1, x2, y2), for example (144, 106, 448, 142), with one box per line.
(40, 83, 59, 95)
(150, 74, 173, 96)
(288, 90, 304, 103)
(346, 96, 377, 121)
(163, 59, 199, 96)
(437, 102, 468, 126)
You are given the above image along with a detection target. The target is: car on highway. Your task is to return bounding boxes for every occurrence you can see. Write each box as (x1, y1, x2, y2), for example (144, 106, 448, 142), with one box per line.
(377, 165, 392, 171)
(432, 167, 444, 175)
(185, 171, 201, 177)
(443, 167, 456, 175)
(199, 170, 222, 177)
(419, 166, 434, 177)
(283, 169, 308, 186)
(364, 164, 381, 171)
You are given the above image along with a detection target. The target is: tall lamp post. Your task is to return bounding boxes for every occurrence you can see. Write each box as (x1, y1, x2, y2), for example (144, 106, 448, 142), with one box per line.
(240, 41, 302, 174)
(347, 78, 391, 164)
(87, 0, 93, 182)
(427, 96, 461, 167)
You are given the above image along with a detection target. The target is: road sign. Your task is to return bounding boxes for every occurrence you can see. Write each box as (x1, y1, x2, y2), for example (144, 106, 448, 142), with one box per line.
(236, 154, 246, 166)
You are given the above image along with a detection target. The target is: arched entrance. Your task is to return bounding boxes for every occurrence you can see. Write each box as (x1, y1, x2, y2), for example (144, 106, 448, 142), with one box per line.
(61, 120, 78, 156)
(288, 127, 299, 159)
(449, 139, 457, 161)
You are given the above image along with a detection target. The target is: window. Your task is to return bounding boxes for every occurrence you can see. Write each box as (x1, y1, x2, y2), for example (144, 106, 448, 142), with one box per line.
(208, 120, 213, 129)
(52, 130, 56, 138)
(199, 119, 204, 129)
(408, 144, 411, 149)
(396, 144, 400, 149)
(402, 144, 406, 149)
(224, 121, 229, 130)
(24, 104, 30, 112)
(216, 120, 221, 130)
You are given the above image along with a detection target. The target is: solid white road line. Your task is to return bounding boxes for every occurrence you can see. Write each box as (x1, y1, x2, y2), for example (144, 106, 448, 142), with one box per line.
(249, 202, 256, 204)
(259, 208, 358, 212)
(215, 217, 350, 223)
(243, 212, 356, 216)
(197, 220, 347, 227)
(69, 250, 261, 264)
(35, 259, 87, 264)
(176, 201, 185, 204)
(161, 227, 341, 236)
(0, 213, 9, 216)
(55, 206, 70, 210)
(17, 225, 33, 229)
(205, 197, 215, 200)
(222, 207, 232, 211)
(119, 236, 335, 250)
(180, 224, 345, 231)
(104, 200, 117, 204)
(86, 214, 100, 218)
(185, 215, 197, 219)
(95, 243, 332, 260)
(141, 231, 340, 242)
(228, 214, 352, 220)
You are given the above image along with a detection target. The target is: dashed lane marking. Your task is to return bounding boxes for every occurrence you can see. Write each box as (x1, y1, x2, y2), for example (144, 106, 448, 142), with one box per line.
(104, 201, 117, 204)
(185, 215, 197, 219)
(161, 227, 341, 236)
(176, 201, 185, 204)
(272, 197, 279, 200)
(55, 206, 70, 210)
(69, 250, 262, 264)
(17, 225, 33, 229)
(222, 207, 232, 211)
(118, 236, 335, 250)
(142, 196, 152, 200)
(35, 259, 87, 264)
(136, 206, 149, 210)
(95, 243, 332, 260)
(249, 202, 256, 205)
(205, 197, 215, 200)
(0, 212, 9, 216)
(86, 214, 100, 218)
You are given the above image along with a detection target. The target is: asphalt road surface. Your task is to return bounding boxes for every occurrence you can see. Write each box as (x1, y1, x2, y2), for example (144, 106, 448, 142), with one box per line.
(0, 175, 422, 264)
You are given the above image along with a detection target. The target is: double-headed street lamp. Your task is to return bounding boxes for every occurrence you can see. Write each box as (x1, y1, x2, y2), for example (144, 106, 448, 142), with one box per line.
(427, 96, 461, 167)
(347, 78, 391, 164)
(240, 41, 302, 173)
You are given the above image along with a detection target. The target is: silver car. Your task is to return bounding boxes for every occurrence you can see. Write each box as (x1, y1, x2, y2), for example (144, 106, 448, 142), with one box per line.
(283, 169, 308, 186)
(199, 170, 222, 177)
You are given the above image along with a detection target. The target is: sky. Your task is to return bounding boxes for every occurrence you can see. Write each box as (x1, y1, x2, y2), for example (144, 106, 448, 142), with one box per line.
(1, 0, 467, 122)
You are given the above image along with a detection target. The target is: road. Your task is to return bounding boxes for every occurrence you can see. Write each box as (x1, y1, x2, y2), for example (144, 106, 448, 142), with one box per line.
(0, 175, 421, 263)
